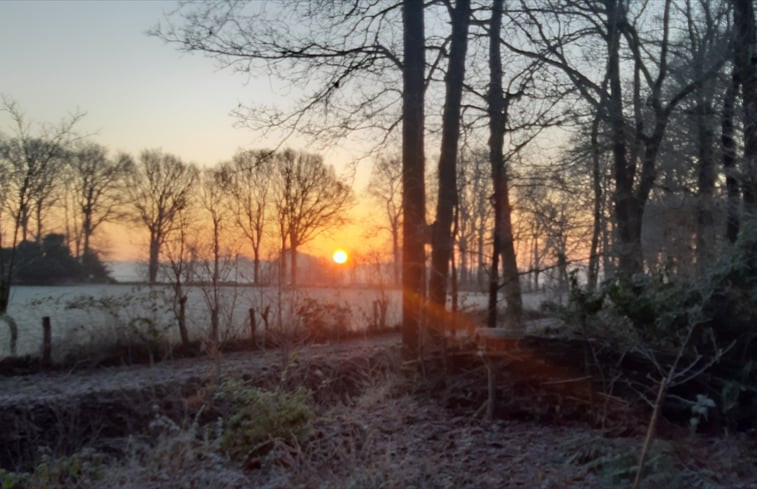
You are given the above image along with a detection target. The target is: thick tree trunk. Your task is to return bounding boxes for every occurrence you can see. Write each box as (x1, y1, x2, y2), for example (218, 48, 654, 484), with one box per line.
(487, 242, 500, 328)
(401, 0, 426, 357)
(607, 0, 642, 279)
(722, 69, 740, 243)
(392, 223, 400, 286)
(253, 245, 260, 285)
(487, 0, 522, 332)
(695, 100, 716, 274)
(290, 244, 298, 287)
(34, 202, 43, 244)
(734, 0, 757, 216)
(82, 214, 93, 261)
(175, 285, 189, 348)
(148, 230, 161, 284)
(429, 0, 471, 337)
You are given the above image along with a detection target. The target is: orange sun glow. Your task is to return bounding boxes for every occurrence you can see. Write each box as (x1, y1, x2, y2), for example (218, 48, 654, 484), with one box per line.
(332, 249, 348, 264)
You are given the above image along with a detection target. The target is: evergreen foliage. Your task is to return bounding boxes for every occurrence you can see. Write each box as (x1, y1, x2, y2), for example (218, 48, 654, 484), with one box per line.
(1, 234, 113, 285)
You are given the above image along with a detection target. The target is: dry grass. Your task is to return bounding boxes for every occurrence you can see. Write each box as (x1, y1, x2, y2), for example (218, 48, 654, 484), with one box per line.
(2, 338, 756, 489)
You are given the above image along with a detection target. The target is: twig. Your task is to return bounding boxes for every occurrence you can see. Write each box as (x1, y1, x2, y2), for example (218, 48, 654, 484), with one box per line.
(632, 377, 667, 489)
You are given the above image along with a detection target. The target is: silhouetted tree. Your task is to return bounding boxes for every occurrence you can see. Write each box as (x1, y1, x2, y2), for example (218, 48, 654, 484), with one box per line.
(0, 97, 82, 354)
(429, 0, 472, 338)
(198, 167, 231, 342)
(487, 0, 522, 330)
(66, 143, 134, 259)
(402, 0, 426, 357)
(734, 0, 757, 219)
(162, 206, 195, 348)
(218, 149, 272, 284)
(367, 156, 402, 286)
(272, 149, 352, 287)
(127, 149, 198, 284)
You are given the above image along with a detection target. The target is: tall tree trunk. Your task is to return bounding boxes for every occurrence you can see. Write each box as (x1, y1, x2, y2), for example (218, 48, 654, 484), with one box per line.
(734, 0, 757, 216)
(722, 68, 740, 243)
(148, 230, 160, 284)
(290, 244, 298, 287)
(695, 98, 716, 274)
(82, 213, 93, 259)
(34, 202, 43, 244)
(401, 0, 426, 357)
(212, 219, 221, 341)
(253, 247, 260, 285)
(607, 0, 641, 279)
(175, 282, 189, 347)
(429, 0, 471, 337)
(392, 223, 400, 286)
(487, 0, 522, 332)
(588, 106, 604, 291)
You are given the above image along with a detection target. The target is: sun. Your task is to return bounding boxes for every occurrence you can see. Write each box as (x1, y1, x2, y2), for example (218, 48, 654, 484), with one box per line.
(332, 249, 348, 264)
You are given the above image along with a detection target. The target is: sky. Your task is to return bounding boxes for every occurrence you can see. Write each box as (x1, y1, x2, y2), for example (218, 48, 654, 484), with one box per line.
(0, 0, 276, 163)
(0, 0, 379, 262)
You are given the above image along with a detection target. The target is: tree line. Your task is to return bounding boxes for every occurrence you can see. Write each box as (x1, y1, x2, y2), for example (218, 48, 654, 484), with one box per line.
(0, 96, 352, 341)
(154, 0, 757, 358)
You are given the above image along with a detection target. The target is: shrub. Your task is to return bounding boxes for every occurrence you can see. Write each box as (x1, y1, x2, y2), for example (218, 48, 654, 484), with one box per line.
(216, 382, 313, 467)
(0, 447, 104, 489)
(563, 223, 757, 430)
(296, 297, 352, 343)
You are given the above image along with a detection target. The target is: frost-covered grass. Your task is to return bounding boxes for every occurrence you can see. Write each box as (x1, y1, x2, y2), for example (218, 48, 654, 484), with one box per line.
(0, 285, 404, 359)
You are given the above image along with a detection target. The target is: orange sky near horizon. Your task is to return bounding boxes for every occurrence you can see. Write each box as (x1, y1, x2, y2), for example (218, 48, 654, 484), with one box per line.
(94, 196, 392, 266)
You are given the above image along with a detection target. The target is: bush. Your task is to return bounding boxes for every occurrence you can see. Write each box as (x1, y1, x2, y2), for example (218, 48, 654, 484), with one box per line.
(0, 447, 104, 489)
(215, 382, 313, 467)
(296, 297, 352, 343)
(5, 234, 113, 285)
(563, 224, 757, 430)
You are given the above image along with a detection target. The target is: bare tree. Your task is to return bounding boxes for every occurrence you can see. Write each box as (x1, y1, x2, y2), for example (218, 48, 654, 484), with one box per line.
(509, 0, 726, 279)
(272, 149, 352, 287)
(198, 167, 231, 342)
(429, 0, 472, 338)
(455, 149, 492, 289)
(153, 0, 405, 147)
(0, 97, 82, 244)
(487, 0, 523, 331)
(367, 156, 403, 286)
(218, 149, 273, 285)
(0, 98, 82, 354)
(162, 206, 196, 348)
(66, 143, 134, 260)
(127, 149, 198, 284)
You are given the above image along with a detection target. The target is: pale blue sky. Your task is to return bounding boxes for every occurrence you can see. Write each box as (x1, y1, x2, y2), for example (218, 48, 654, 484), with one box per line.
(0, 0, 394, 259)
(0, 0, 283, 165)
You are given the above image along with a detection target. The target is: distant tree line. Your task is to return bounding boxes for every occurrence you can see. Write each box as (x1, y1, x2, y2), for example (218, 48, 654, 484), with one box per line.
(0, 95, 354, 352)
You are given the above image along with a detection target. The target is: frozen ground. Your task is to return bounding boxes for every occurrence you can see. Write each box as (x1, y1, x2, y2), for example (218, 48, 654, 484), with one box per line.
(0, 284, 549, 360)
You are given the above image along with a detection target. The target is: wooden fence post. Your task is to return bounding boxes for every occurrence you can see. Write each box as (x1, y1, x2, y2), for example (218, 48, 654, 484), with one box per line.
(42, 316, 51, 366)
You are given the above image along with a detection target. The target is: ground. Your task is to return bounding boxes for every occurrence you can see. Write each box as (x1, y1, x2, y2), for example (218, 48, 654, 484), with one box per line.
(1, 334, 755, 488)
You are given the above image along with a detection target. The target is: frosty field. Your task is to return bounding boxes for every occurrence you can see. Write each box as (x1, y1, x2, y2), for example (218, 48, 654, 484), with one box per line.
(0, 284, 402, 360)
(0, 284, 551, 360)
